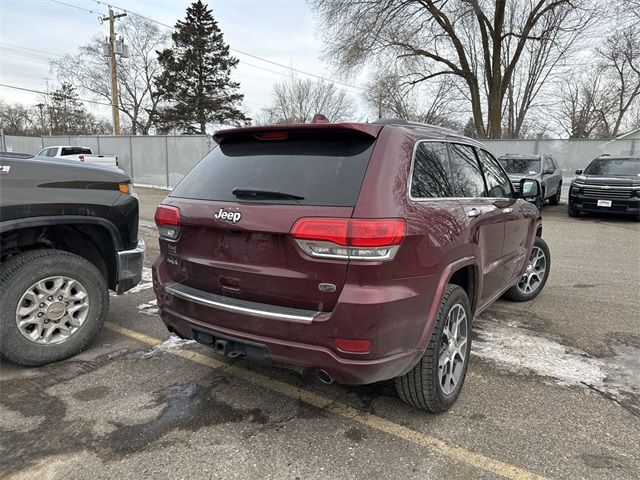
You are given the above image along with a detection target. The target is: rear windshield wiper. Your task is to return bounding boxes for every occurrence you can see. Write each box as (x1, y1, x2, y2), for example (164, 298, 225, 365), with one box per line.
(232, 187, 305, 201)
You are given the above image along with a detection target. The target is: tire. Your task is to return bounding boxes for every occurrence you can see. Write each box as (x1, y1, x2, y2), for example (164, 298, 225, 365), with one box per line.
(568, 204, 580, 217)
(0, 249, 109, 366)
(535, 188, 545, 211)
(503, 237, 551, 302)
(549, 184, 561, 206)
(395, 285, 472, 413)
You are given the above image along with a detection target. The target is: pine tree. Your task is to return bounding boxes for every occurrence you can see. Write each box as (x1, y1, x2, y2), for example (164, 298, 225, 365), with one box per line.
(155, 1, 248, 133)
(48, 83, 86, 135)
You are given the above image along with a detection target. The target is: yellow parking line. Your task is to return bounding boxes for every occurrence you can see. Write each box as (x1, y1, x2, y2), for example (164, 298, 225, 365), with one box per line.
(106, 322, 547, 480)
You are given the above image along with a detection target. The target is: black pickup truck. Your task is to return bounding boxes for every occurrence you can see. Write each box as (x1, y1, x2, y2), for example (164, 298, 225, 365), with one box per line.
(568, 155, 640, 219)
(0, 154, 144, 366)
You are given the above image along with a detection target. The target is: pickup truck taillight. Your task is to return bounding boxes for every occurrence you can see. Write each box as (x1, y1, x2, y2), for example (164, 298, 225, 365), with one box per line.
(291, 218, 406, 261)
(155, 205, 181, 240)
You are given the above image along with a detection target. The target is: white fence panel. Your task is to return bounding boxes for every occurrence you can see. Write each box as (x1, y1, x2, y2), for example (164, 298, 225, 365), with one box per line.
(3, 135, 637, 191)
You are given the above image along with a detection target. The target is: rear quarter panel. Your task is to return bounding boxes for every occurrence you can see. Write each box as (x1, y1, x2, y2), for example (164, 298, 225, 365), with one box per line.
(350, 127, 475, 358)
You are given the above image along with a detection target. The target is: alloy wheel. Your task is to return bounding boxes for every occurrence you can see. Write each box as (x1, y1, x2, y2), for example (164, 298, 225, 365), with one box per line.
(15, 276, 90, 344)
(517, 246, 547, 295)
(438, 304, 468, 395)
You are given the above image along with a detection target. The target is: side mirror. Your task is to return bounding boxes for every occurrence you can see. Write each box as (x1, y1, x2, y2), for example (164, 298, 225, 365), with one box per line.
(544, 168, 554, 175)
(519, 178, 540, 201)
(575, 169, 583, 175)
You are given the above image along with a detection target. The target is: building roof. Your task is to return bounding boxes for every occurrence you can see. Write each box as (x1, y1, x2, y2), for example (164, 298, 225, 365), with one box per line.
(615, 128, 640, 140)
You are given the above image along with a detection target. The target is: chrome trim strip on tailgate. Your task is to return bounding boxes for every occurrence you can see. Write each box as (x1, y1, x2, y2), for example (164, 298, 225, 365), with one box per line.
(165, 283, 320, 324)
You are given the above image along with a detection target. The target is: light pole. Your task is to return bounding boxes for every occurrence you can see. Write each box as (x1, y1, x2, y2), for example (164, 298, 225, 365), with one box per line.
(35, 103, 45, 135)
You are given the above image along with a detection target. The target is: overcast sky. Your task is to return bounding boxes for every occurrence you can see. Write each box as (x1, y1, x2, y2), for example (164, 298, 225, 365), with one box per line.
(0, 0, 367, 120)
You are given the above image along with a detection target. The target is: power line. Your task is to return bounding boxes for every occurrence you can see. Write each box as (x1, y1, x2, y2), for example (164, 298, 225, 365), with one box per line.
(0, 52, 51, 65)
(48, 0, 105, 16)
(88, 0, 365, 91)
(0, 42, 64, 58)
(0, 83, 114, 107)
(0, 81, 264, 109)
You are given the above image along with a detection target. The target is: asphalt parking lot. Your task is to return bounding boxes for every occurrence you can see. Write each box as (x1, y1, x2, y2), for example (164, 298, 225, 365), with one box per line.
(1, 187, 639, 480)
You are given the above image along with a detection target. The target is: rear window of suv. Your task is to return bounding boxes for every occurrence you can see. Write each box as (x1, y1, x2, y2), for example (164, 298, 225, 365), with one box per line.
(171, 131, 376, 206)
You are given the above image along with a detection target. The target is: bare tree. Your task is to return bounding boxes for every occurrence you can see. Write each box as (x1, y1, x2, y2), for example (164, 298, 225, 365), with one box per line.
(501, 5, 584, 138)
(596, 26, 640, 137)
(51, 15, 168, 134)
(310, 0, 593, 138)
(260, 74, 355, 124)
(364, 72, 462, 130)
(555, 71, 613, 138)
(0, 101, 35, 135)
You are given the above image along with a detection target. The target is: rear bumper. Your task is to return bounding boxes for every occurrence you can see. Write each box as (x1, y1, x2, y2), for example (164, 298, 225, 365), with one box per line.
(152, 259, 434, 385)
(116, 239, 145, 294)
(160, 307, 417, 384)
(569, 193, 639, 216)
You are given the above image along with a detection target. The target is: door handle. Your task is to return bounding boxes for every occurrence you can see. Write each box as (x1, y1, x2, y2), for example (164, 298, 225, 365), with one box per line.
(467, 208, 481, 218)
(503, 207, 513, 214)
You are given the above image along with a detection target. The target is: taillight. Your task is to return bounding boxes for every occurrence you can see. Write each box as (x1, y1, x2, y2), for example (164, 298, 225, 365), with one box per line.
(155, 205, 181, 240)
(79, 155, 85, 162)
(290, 218, 405, 261)
(335, 338, 372, 353)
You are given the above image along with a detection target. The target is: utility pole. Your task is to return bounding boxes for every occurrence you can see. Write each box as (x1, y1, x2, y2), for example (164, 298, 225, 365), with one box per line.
(101, 8, 127, 135)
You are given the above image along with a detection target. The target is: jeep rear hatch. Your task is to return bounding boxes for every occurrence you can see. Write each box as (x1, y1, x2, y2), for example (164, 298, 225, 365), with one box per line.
(160, 127, 381, 312)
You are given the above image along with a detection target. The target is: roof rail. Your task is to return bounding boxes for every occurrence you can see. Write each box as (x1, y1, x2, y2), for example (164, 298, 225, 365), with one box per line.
(371, 118, 458, 134)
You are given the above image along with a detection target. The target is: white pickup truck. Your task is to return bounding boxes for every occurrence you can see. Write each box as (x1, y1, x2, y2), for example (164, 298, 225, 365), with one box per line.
(36, 146, 118, 166)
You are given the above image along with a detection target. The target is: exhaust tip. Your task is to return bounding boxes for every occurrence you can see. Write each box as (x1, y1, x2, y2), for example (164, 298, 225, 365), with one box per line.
(315, 369, 334, 385)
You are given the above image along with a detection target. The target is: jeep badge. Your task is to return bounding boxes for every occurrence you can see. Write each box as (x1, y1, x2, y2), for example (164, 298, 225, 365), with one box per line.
(214, 208, 241, 223)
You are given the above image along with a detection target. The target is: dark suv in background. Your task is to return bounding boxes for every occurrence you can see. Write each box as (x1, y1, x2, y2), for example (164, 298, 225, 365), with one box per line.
(153, 119, 550, 412)
(498, 154, 563, 210)
(568, 155, 640, 219)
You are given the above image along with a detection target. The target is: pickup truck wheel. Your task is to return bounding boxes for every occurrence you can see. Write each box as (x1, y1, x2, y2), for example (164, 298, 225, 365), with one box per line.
(503, 237, 551, 302)
(549, 185, 562, 206)
(395, 285, 471, 413)
(0, 249, 108, 366)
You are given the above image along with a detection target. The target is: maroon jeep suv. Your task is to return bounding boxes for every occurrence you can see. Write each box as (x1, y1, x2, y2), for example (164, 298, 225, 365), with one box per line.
(152, 120, 550, 412)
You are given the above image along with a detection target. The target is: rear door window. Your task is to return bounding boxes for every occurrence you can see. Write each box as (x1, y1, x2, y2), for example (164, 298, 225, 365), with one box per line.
(170, 131, 376, 206)
(410, 142, 454, 198)
(448, 144, 486, 197)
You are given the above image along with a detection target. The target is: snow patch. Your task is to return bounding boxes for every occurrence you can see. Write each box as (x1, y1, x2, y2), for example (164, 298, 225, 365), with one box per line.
(473, 315, 639, 398)
(140, 335, 196, 358)
(156, 335, 196, 349)
(137, 299, 158, 316)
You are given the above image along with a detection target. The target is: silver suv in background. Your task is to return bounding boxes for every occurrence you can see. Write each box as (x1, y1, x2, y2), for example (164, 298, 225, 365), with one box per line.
(498, 154, 563, 210)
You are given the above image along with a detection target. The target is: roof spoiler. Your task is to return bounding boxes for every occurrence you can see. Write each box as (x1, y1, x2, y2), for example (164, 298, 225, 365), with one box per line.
(212, 122, 383, 144)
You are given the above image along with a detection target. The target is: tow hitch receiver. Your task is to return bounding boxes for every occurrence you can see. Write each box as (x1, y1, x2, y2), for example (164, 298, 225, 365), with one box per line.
(192, 328, 271, 364)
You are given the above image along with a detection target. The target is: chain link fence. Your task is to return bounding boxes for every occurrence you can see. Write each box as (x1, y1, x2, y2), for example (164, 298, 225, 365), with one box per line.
(2, 133, 637, 191)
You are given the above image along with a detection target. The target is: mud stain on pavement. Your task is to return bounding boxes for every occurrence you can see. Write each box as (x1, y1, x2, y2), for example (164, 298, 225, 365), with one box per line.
(345, 427, 367, 443)
(0, 353, 272, 477)
(580, 453, 625, 470)
(71, 385, 112, 402)
(105, 382, 266, 456)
